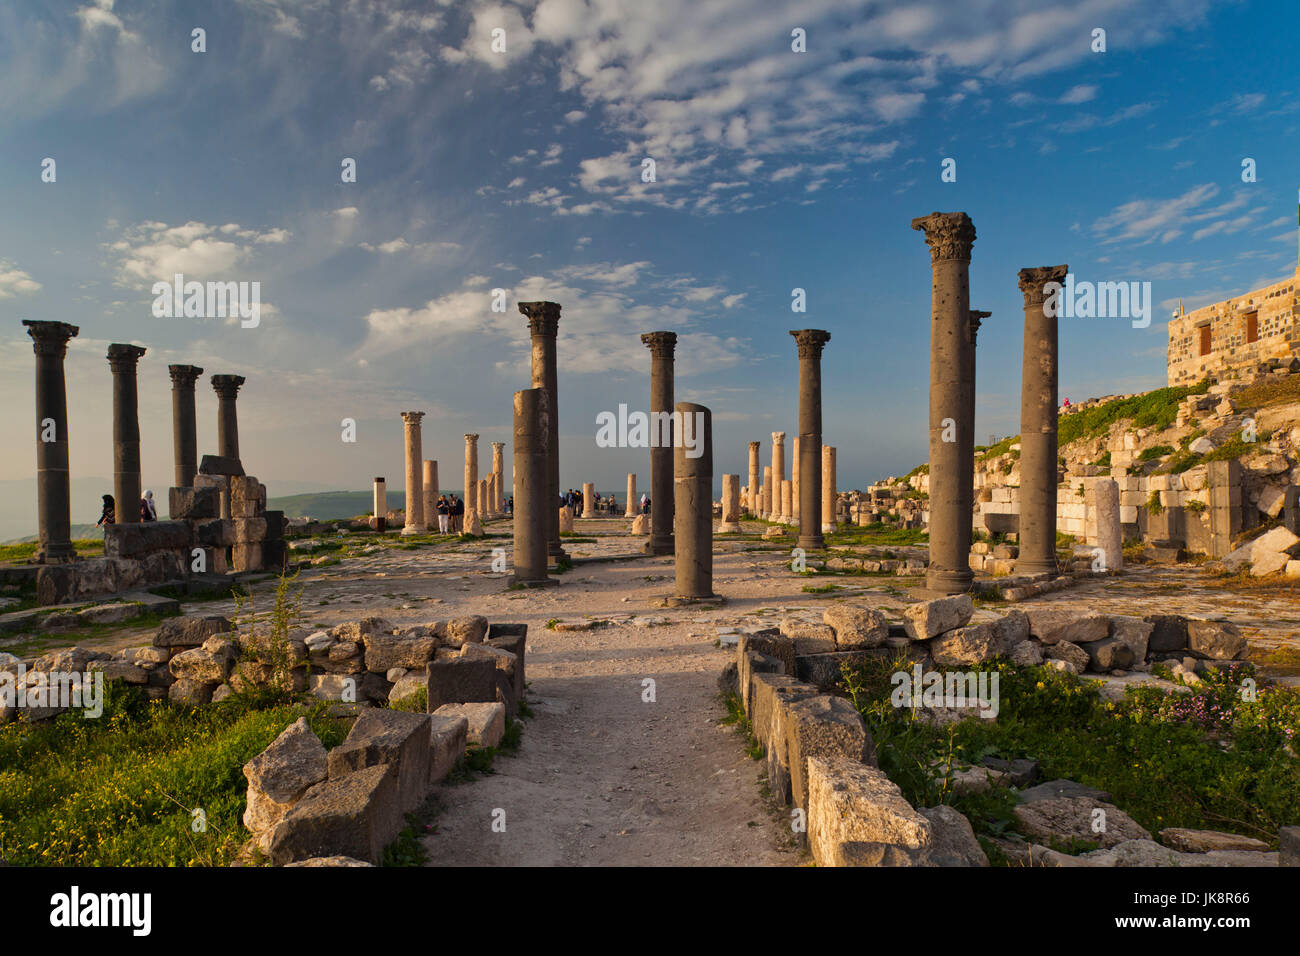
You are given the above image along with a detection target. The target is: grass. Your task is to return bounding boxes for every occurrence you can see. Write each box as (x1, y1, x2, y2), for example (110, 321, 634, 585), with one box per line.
(0, 682, 348, 866)
(978, 436, 1019, 462)
(838, 653, 1300, 857)
(0, 539, 104, 564)
(1233, 374, 1300, 410)
(720, 692, 765, 760)
(824, 523, 928, 547)
(1056, 381, 1209, 447)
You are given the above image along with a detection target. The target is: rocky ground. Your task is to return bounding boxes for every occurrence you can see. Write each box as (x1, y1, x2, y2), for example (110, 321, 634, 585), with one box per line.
(10, 514, 1299, 865)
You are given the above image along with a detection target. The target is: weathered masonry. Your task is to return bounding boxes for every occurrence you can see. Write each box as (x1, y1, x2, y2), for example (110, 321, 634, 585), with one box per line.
(1168, 268, 1300, 386)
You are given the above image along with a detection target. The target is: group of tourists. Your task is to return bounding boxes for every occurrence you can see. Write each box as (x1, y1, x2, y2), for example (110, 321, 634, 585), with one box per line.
(95, 490, 158, 527)
(561, 488, 623, 515)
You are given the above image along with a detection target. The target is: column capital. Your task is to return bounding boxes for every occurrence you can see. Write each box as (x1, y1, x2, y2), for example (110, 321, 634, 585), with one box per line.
(491, 441, 505, 452)
(518, 301, 561, 338)
(969, 310, 991, 346)
(211, 374, 246, 398)
(640, 330, 678, 358)
(771, 431, 786, 445)
(168, 364, 204, 388)
(401, 410, 425, 425)
(749, 441, 760, 451)
(23, 320, 79, 357)
(464, 433, 479, 444)
(910, 211, 977, 262)
(789, 328, 831, 359)
(107, 343, 147, 372)
(1018, 265, 1070, 305)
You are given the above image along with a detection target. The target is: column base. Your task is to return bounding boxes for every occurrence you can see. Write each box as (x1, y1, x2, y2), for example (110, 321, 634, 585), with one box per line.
(1015, 559, 1059, 575)
(581, 511, 597, 519)
(656, 593, 724, 608)
(624, 511, 638, 518)
(400, 525, 426, 536)
(796, 534, 825, 551)
(820, 523, 836, 533)
(547, 541, 568, 559)
(716, 522, 742, 534)
(34, 544, 78, 564)
(925, 567, 974, 594)
(644, 536, 674, 555)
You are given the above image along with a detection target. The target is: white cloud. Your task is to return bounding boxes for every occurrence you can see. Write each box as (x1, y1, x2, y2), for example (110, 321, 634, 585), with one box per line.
(107, 220, 291, 286)
(1059, 84, 1097, 104)
(0, 261, 42, 299)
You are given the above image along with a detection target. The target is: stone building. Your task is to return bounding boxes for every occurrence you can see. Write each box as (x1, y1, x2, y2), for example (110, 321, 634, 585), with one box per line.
(1167, 268, 1300, 386)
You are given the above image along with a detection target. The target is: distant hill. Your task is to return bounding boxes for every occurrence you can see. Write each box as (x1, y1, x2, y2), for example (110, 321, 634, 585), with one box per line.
(3, 523, 104, 545)
(267, 489, 460, 520)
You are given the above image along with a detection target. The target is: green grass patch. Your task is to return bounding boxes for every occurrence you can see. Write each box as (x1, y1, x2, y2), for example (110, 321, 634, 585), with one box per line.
(1057, 381, 1209, 447)
(0, 683, 347, 866)
(0, 539, 103, 565)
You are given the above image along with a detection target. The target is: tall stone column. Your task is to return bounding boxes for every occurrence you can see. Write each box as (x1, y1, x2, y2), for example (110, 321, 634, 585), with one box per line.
(401, 411, 425, 534)
(582, 482, 597, 518)
(770, 431, 786, 521)
(821, 445, 836, 534)
(519, 301, 566, 561)
(211, 374, 245, 463)
(911, 211, 977, 594)
(762, 466, 772, 518)
(168, 364, 203, 489)
(641, 331, 677, 555)
(464, 433, 479, 519)
(791, 436, 801, 521)
(781, 479, 793, 524)
(673, 402, 716, 600)
(747, 441, 761, 517)
(967, 310, 990, 548)
(23, 320, 79, 563)
(478, 479, 488, 521)
(719, 474, 741, 533)
(512, 388, 553, 586)
(108, 344, 147, 524)
(1017, 264, 1069, 575)
(373, 477, 387, 531)
(791, 329, 831, 551)
(422, 460, 438, 527)
(625, 474, 638, 517)
(1095, 478, 1123, 572)
(492, 442, 505, 513)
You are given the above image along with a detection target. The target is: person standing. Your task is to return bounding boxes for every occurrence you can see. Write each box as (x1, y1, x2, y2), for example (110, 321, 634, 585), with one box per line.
(141, 489, 157, 522)
(452, 493, 464, 533)
(436, 494, 450, 534)
(97, 494, 115, 527)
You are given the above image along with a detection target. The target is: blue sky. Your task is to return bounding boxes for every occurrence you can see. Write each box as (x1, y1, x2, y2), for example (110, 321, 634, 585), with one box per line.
(2, 0, 1298, 531)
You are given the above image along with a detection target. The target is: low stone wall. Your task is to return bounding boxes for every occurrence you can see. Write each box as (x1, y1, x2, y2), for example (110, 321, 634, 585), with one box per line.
(727, 597, 1265, 867)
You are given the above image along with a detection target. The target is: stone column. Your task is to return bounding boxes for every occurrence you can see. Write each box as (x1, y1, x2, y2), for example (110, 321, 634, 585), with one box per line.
(625, 474, 638, 517)
(641, 331, 677, 555)
(762, 466, 772, 518)
(673, 402, 716, 600)
(401, 411, 425, 534)
(512, 388, 553, 586)
(108, 344, 147, 524)
(1016, 264, 1069, 575)
(1095, 478, 1123, 572)
(519, 301, 566, 560)
(492, 442, 505, 513)
(747, 441, 761, 517)
(911, 211, 977, 594)
(792, 435, 801, 521)
(781, 479, 793, 524)
(478, 479, 488, 521)
(422, 460, 438, 527)
(770, 432, 786, 521)
(718, 474, 741, 533)
(967, 310, 990, 549)
(373, 477, 387, 531)
(791, 329, 831, 551)
(211, 374, 245, 463)
(582, 482, 597, 518)
(23, 320, 79, 563)
(464, 433, 479, 519)
(168, 364, 203, 489)
(821, 445, 836, 534)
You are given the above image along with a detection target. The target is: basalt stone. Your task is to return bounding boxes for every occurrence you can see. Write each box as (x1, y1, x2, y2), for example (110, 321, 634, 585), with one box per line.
(1145, 614, 1188, 653)
(1084, 637, 1135, 673)
(267, 762, 401, 865)
(327, 709, 433, 816)
(193, 518, 234, 548)
(198, 454, 245, 477)
(795, 648, 892, 691)
(443, 615, 488, 648)
(786, 695, 873, 812)
(154, 615, 234, 648)
(425, 657, 499, 712)
(1044, 640, 1089, 673)
(104, 520, 193, 557)
(1186, 619, 1247, 660)
(169, 486, 220, 520)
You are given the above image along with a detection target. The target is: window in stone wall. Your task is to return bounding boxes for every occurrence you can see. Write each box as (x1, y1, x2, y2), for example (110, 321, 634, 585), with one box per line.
(1199, 324, 1212, 355)
(1245, 310, 1259, 343)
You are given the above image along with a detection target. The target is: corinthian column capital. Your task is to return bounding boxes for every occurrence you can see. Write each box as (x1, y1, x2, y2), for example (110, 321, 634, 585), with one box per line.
(910, 211, 977, 263)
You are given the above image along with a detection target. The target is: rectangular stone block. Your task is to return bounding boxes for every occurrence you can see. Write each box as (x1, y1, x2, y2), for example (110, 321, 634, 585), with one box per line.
(738, 648, 783, 716)
(199, 454, 245, 477)
(786, 695, 873, 813)
(435, 702, 506, 748)
(749, 673, 818, 753)
(168, 486, 220, 520)
(234, 517, 268, 543)
(429, 714, 468, 784)
(795, 649, 892, 690)
(487, 631, 527, 702)
(425, 658, 498, 712)
(327, 709, 432, 817)
(807, 755, 931, 867)
(193, 518, 234, 547)
(104, 520, 193, 557)
(267, 763, 401, 865)
(262, 510, 285, 541)
(232, 542, 263, 572)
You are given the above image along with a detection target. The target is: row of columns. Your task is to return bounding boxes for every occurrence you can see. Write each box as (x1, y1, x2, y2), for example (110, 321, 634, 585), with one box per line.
(24, 320, 245, 563)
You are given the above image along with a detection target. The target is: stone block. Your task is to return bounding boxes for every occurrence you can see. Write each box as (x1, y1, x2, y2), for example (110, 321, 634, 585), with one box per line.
(198, 454, 245, 477)
(267, 763, 400, 865)
(739, 648, 784, 714)
(779, 619, 837, 655)
(242, 716, 328, 834)
(902, 594, 973, 640)
(168, 486, 220, 520)
(1024, 608, 1110, 645)
(1109, 616, 1153, 661)
(1186, 619, 1247, 660)
(104, 520, 193, 558)
(193, 518, 234, 548)
(168, 677, 215, 706)
(154, 614, 234, 648)
(749, 673, 818, 753)
(364, 628, 439, 673)
(794, 648, 891, 691)
(327, 709, 432, 816)
(435, 701, 506, 748)
(823, 604, 889, 649)
(231, 542, 263, 572)
(806, 755, 930, 867)
(1084, 637, 1134, 672)
(428, 714, 469, 784)
(443, 615, 488, 648)
(425, 658, 498, 712)
(487, 632, 527, 701)
(234, 517, 268, 543)
(1281, 826, 1300, 867)
(786, 695, 873, 812)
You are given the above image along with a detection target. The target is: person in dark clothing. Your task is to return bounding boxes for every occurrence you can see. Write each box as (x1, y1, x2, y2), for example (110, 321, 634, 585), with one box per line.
(436, 494, 450, 534)
(97, 494, 115, 527)
(451, 494, 464, 532)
